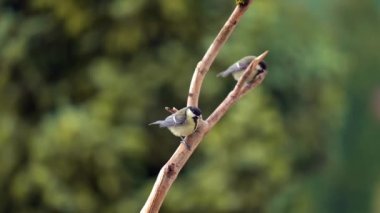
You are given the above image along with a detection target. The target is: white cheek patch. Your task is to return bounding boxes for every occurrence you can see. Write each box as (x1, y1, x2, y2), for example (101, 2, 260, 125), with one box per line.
(255, 65, 261, 70)
(236, 62, 241, 69)
(187, 109, 196, 118)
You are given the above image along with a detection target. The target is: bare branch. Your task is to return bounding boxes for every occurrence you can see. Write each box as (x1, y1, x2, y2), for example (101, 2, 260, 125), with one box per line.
(141, 121, 208, 213)
(187, 2, 252, 107)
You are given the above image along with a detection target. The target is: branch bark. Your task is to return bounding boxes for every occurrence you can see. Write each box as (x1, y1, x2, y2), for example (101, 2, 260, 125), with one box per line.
(141, 1, 269, 212)
(187, 2, 252, 107)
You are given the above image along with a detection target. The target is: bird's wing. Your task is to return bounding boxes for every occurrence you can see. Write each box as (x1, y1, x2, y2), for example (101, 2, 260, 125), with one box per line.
(217, 63, 240, 77)
(217, 61, 249, 77)
(156, 111, 187, 128)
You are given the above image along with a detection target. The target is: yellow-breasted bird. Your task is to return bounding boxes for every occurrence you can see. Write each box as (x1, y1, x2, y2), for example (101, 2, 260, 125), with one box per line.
(217, 56, 267, 82)
(149, 106, 202, 149)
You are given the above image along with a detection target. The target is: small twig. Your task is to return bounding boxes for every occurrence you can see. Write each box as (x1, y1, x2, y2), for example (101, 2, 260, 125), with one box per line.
(165, 107, 178, 114)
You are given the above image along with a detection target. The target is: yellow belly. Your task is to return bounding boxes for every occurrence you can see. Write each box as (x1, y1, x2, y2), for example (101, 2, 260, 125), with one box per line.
(232, 71, 243, 81)
(168, 118, 197, 137)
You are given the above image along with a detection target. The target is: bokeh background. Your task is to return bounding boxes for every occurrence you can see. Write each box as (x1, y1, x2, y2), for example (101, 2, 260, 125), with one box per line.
(1, 0, 380, 212)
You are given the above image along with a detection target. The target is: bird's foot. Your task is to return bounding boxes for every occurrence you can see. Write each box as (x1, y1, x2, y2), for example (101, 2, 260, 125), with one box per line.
(180, 137, 191, 150)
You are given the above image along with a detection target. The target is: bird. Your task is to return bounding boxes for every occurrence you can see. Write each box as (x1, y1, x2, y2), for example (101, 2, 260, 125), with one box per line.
(217, 56, 267, 82)
(149, 106, 202, 149)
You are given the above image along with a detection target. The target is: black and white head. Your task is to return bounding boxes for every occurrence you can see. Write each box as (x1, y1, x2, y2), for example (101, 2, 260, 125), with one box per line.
(257, 60, 267, 74)
(186, 106, 202, 120)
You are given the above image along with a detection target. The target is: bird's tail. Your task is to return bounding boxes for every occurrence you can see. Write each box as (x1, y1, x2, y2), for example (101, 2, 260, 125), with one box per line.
(216, 71, 228, 78)
(149, 121, 162, 126)
(149, 120, 168, 128)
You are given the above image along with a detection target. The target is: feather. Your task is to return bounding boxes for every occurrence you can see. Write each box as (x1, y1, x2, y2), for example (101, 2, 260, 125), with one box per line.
(149, 108, 187, 128)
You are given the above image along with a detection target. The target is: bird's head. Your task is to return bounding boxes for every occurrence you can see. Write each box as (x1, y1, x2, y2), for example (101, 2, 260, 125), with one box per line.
(257, 60, 267, 74)
(187, 106, 202, 120)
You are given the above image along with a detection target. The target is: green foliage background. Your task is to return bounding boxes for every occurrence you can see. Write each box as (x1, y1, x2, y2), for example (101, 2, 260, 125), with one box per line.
(0, 0, 379, 212)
